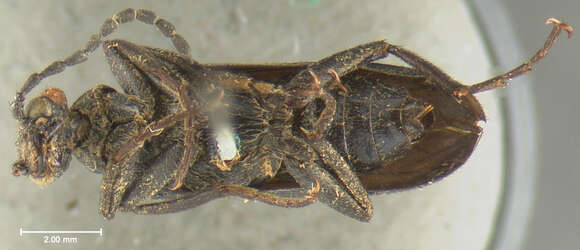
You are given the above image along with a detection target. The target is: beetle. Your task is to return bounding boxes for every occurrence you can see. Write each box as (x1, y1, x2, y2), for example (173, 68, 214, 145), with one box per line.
(10, 8, 572, 221)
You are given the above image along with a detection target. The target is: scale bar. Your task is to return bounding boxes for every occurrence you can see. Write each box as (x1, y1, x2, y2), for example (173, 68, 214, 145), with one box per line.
(20, 228, 102, 236)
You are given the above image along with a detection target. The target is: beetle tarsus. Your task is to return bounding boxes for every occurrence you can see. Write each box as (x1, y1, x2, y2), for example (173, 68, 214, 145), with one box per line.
(465, 17, 572, 95)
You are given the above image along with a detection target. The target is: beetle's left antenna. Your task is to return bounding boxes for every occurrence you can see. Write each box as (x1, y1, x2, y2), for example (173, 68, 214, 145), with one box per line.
(10, 8, 192, 122)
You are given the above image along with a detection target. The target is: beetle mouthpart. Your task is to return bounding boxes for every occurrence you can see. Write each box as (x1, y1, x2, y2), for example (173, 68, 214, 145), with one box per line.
(12, 151, 58, 187)
(12, 160, 29, 177)
(29, 174, 56, 187)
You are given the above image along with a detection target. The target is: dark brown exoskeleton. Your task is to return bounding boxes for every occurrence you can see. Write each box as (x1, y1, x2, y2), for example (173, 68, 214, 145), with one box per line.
(11, 8, 572, 221)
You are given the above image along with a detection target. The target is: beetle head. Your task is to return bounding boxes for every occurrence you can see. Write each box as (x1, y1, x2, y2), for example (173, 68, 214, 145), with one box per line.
(12, 88, 74, 186)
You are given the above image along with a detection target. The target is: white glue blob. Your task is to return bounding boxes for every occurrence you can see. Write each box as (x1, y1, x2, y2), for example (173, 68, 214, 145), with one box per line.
(214, 125, 239, 160)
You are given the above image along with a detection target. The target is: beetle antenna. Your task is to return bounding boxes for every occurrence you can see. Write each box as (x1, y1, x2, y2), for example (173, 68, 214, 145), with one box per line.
(10, 8, 192, 122)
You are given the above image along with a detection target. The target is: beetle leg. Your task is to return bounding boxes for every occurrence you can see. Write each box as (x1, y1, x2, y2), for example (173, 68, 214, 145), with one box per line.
(64, 85, 158, 219)
(287, 41, 394, 139)
(217, 181, 320, 207)
(99, 123, 143, 219)
(124, 181, 319, 215)
(123, 161, 320, 214)
(102, 109, 204, 219)
(293, 70, 337, 139)
(281, 136, 373, 221)
(457, 18, 573, 96)
(69, 85, 150, 173)
(373, 18, 573, 98)
(168, 113, 202, 190)
(112, 110, 189, 163)
(110, 106, 206, 189)
(287, 40, 391, 92)
(123, 187, 225, 215)
(203, 145, 320, 209)
(285, 158, 372, 221)
(119, 142, 188, 210)
(309, 138, 372, 220)
(89, 90, 160, 219)
(167, 81, 202, 190)
(328, 69, 348, 93)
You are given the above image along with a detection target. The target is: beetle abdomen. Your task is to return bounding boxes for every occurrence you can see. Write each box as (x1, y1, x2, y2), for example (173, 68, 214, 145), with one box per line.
(330, 77, 430, 171)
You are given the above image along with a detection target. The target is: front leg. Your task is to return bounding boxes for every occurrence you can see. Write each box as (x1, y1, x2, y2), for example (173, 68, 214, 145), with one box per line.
(119, 142, 191, 212)
(69, 85, 154, 219)
(99, 122, 144, 219)
(98, 92, 153, 219)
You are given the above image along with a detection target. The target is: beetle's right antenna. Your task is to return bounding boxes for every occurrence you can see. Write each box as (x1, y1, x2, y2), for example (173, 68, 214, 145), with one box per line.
(455, 18, 573, 97)
(10, 8, 192, 122)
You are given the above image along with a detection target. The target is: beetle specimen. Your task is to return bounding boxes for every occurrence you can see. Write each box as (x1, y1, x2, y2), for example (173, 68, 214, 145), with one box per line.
(11, 9, 572, 221)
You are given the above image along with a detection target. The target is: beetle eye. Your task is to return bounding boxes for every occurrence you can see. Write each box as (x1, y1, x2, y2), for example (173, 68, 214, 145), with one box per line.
(26, 97, 54, 120)
(12, 160, 29, 176)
